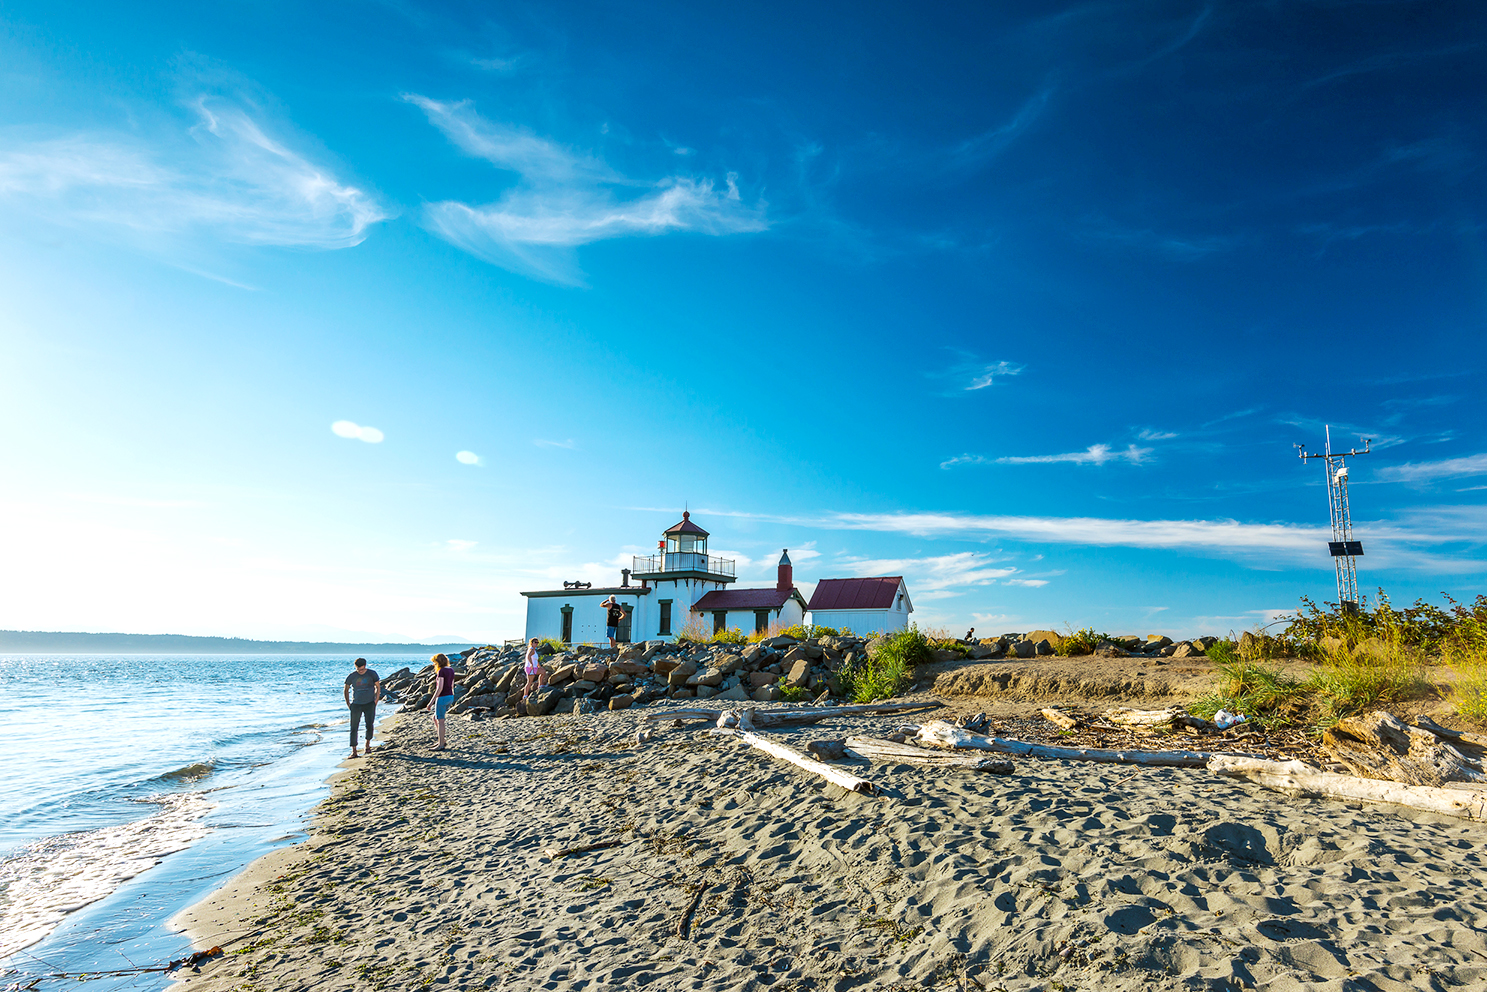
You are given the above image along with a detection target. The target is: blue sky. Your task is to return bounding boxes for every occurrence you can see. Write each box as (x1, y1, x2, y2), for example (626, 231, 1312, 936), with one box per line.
(1, 0, 1483, 643)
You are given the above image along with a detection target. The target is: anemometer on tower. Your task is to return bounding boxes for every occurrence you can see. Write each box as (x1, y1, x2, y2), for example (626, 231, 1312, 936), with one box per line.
(1296, 426, 1371, 612)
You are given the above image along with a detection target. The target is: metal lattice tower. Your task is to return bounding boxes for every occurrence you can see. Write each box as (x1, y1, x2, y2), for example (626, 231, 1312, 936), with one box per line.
(1296, 425, 1371, 611)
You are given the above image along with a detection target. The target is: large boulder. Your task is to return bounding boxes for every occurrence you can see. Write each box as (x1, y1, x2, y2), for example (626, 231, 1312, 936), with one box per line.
(687, 667, 726, 688)
(579, 664, 610, 682)
(526, 687, 562, 716)
(748, 671, 780, 687)
(609, 659, 649, 676)
(549, 664, 578, 686)
(969, 639, 1006, 660)
(608, 694, 634, 710)
(762, 636, 799, 650)
(741, 644, 765, 666)
(752, 685, 784, 702)
(652, 655, 682, 675)
(1012, 639, 1036, 659)
(715, 654, 744, 675)
(1172, 641, 1204, 658)
(695, 686, 717, 699)
(1034, 639, 1054, 656)
(784, 658, 812, 688)
(1025, 630, 1064, 650)
(666, 660, 698, 687)
(714, 684, 750, 701)
(781, 646, 810, 667)
(494, 663, 524, 693)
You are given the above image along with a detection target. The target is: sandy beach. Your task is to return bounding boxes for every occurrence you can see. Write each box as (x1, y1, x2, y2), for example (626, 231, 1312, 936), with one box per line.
(170, 688, 1487, 992)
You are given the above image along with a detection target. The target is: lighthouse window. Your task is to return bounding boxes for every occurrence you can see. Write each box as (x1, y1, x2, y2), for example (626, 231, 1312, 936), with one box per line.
(658, 600, 672, 635)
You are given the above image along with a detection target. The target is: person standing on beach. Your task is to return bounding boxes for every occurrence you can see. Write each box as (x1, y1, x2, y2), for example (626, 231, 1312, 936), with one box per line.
(603, 597, 624, 650)
(427, 654, 455, 751)
(343, 658, 381, 759)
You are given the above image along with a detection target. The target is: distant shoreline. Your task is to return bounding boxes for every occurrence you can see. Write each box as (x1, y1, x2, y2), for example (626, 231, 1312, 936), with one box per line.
(0, 629, 485, 654)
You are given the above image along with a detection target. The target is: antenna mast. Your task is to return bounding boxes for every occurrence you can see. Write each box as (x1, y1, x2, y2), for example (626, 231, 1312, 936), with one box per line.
(1295, 426, 1371, 612)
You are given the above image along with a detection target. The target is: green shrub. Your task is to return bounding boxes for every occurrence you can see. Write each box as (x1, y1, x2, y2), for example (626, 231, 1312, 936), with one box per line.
(1307, 650, 1430, 725)
(538, 637, 566, 654)
(1190, 661, 1307, 730)
(838, 652, 912, 703)
(1054, 627, 1102, 657)
(1205, 638, 1240, 666)
(709, 627, 748, 645)
(1444, 616, 1487, 721)
(778, 685, 810, 702)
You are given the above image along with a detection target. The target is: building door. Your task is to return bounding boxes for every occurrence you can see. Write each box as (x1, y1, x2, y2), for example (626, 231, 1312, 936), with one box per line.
(754, 610, 769, 634)
(560, 606, 573, 644)
(712, 610, 727, 634)
(618, 605, 633, 644)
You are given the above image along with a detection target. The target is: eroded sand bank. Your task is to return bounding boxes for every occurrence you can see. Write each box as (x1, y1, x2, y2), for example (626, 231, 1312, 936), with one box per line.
(174, 704, 1487, 991)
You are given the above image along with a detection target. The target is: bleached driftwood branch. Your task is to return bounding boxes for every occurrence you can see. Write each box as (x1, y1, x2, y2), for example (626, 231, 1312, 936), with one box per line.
(721, 729, 879, 794)
(645, 701, 942, 726)
(1209, 755, 1487, 822)
(1323, 711, 1487, 787)
(1041, 707, 1079, 731)
(845, 736, 1013, 773)
(916, 720, 1217, 768)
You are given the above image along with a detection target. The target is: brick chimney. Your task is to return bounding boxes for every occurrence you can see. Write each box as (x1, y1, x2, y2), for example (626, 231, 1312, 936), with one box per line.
(777, 549, 793, 592)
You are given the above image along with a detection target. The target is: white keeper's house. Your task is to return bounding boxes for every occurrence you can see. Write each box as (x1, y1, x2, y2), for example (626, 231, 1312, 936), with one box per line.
(520, 512, 902, 644)
(805, 576, 913, 635)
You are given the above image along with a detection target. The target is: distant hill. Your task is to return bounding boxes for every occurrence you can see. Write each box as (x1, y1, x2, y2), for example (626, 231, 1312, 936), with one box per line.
(0, 630, 489, 655)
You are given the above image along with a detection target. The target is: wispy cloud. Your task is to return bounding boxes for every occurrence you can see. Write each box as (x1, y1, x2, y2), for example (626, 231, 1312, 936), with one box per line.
(332, 420, 384, 443)
(1138, 428, 1178, 441)
(446, 539, 478, 551)
(1005, 578, 1049, 587)
(533, 438, 575, 449)
(966, 360, 1025, 390)
(944, 89, 1053, 174)
(997, 443, 1153, 466)
(0, 96, 387, 250)
(405, 95, 766, 285)
(929, 353, 1025, 394)
(832, 552, 1016, 593)
(1377, 453, 1487, 483)
(1080, 218, 1236, 258)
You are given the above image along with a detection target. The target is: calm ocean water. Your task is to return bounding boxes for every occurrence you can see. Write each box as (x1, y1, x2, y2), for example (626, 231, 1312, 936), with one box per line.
(0, 653, 432, 990)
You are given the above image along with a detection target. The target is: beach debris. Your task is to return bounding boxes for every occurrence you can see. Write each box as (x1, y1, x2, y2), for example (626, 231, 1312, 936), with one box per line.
(806, 739, 849, 761)
(958, 711, 991, 733)
(1208, 754, 1487, 822)
(674, 875, 712, 939)
(542, 838, 624, 860)
(643, 700, 943, 727)
(1321, 710, 1487, 787)
(720, 728, 879, 795)
(845, 736, 1014, 773)
(915, 720, 1220, 768)
(1213, 709, 1247, 730)
(1040, 707, 1080, 731)
(636, 729, 655, 744)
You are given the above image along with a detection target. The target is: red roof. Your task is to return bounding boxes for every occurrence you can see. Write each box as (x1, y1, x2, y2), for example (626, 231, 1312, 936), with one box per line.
(664, 511, 709, 537)
(806, 577, 903, 611)
(691, 587, 800, 611)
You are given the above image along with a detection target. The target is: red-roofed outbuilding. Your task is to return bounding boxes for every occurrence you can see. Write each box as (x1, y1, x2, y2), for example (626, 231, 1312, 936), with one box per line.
(806, 576, 913, 635)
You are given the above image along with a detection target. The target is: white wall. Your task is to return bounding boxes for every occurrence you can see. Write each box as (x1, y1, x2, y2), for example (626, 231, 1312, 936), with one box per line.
(524, 575, 731, 643)
(705, 597, 806, 636)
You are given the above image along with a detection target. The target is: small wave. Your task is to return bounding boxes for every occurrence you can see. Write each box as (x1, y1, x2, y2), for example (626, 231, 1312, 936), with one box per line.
(0, 793, 213, 960)
(153, 761, 216, 784)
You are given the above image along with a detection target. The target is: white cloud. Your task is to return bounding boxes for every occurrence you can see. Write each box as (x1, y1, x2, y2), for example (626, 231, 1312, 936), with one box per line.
(965, 360, 1025, 390)
(1005, 578, 1049, 587)
(1138, 428, 1178, 441)
(831, 551, 1017, 593)
(405, 95, 766, 284)
(331, 420, 384, 443)
(0, 96, 387, 250)
(446, 539, 478, 551)
(533, 438, 575, 449)
(455, 450, 482, 465)
(1377, 452, 1487, 483)
(997, 443, 1152, 466)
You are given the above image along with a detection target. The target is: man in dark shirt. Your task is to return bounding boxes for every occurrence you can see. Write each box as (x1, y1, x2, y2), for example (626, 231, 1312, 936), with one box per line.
(343, 658, 381, 758)
(603, 597, 624, 650)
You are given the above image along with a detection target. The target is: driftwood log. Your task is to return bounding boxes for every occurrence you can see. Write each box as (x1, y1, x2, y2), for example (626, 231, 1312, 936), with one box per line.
(1322, 711, 1487, 787)
(721, 729, 879, 795)
(916, 720, 1219, 768)
(1209, 755, 1487, 822)
(845, 736, 1014, 773)
(1416, 715, 1487, 750)
(644, 701, 942, 727)
(1102, 706, 1213, 732)
(1041, 707, 1079, 731)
